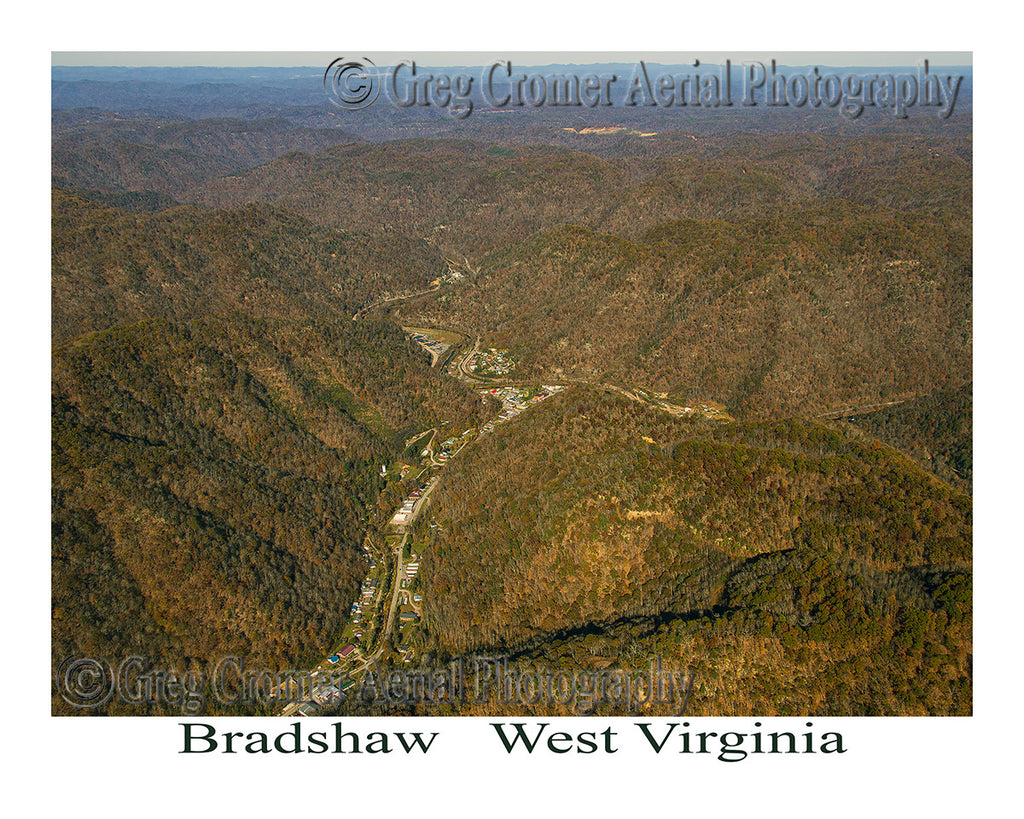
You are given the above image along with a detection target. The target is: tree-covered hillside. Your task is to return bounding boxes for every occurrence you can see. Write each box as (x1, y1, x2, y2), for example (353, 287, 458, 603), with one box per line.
(52, 189, 446, 344)
(52, 313, 485, 714)
(415, 389, 970, 715)
(189, 134, 970, 259)
(393, 202, 970, 418)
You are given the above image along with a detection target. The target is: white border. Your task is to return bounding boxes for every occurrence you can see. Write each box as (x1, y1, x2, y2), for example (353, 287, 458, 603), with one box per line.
(16, 1, 1019, 814)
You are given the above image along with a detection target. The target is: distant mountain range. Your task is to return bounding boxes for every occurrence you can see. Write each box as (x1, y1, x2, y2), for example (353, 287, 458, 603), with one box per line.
(52, 62, 972, 140)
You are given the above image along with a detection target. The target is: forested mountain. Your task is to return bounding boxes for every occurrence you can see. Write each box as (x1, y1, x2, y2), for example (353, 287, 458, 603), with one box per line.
(842, 383, 972, 489)
(392, 202, 970, 418)
(52, 313, 485, 714)
(423, 389, 969, 648)
(52, 189, 445, 344)
(418, 389, 971, 716)
(469, 543, 971, 716)
(189, 134, 970, 258)
(52, 114, 360, 196)
(51, 184, 486, 715)
(51, 126, 970, 262)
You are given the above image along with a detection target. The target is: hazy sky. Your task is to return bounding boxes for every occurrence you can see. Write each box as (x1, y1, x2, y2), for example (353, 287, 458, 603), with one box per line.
(52, 51, 972, 68)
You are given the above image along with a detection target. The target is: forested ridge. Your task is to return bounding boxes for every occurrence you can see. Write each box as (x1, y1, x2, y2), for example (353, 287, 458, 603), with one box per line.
(52, 313, 486, 714)
(189, 134, 970, 258)
(51, 114, 362, 197)
(393, 201, 970, 417)
(842, 383, 972, 489)
(449, 546, 971, 716)
(421, 390, 969, 646)
(52, 189, 447, 345)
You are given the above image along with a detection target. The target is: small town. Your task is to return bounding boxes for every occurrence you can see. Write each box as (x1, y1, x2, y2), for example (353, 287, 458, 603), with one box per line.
(276, 330, 568, 716)
(274, 323, 729, 716)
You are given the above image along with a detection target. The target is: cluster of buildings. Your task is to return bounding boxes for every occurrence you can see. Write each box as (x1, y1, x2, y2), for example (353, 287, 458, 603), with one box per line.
(435, 440, 455, 464)
(479, 385, 565, 435)
(435, 266, 464, 285)
(429, 265, 464, 288)
(470, 347, 514, 376)
(397, 562, 424, 662)
(347, 561, 381, 641)
(389, 477, 436, 527)
(361, 541, 377, 571)
(435, 429, 473, 463)
(289, 646, 360, 714)
(309, 673, 357, 708)
(327, 645, 357, 664)
(391, 498, 416, 527)
(669, 401, 723, 418)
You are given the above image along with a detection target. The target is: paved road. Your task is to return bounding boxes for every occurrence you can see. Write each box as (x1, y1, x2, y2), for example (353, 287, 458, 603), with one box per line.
(370, 530, 407, 660)
(455, 336, 482, 383)
(365, 476, 439, 661)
